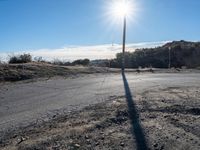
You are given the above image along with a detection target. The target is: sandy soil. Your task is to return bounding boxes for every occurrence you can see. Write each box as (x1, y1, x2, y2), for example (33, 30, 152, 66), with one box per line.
(0, 85, 199, 150)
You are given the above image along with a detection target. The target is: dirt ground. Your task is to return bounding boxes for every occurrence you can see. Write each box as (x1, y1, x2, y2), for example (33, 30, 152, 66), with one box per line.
(0, 86, 200, 150)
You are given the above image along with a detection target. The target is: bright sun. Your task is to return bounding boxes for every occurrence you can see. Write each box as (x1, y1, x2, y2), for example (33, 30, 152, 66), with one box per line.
(112, 0, 131, 18)
(105, 0, 139, 26)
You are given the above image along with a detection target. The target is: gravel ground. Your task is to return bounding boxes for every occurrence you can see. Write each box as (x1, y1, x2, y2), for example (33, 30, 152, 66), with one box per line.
(0, 85, 199, 150)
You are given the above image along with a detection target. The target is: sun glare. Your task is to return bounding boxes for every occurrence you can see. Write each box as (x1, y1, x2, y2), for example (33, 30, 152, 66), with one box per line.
(112, 0, 131, 18)
(106, 0, 138, 25)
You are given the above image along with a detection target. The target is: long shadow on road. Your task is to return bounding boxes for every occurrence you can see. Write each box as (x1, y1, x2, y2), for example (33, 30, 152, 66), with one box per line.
(122, 71, 148, 150)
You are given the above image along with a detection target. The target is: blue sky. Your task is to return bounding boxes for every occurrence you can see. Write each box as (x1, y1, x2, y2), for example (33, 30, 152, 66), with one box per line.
(0, 0, 199, 59)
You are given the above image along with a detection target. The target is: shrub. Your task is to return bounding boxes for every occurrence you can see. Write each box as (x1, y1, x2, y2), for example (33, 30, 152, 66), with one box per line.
(9, 54, 32, 64)
(52, 59, 71, 66)
(34, 56, 44, 62)
(72, 59, 90, 66)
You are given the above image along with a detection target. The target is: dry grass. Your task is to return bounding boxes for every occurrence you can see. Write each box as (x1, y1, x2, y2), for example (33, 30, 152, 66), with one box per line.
(0, 62, 108, 82)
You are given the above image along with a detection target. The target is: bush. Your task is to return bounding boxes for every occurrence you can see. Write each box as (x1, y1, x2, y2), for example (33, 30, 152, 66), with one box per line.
(34, 56, 44, 62)
(9, 54, 32, 64)
(52, 59, 71, 66)
(72, 59, 90, 66)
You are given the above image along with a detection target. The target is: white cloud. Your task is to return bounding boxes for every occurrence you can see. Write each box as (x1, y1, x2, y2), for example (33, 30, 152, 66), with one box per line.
(0, 41, 169, 62)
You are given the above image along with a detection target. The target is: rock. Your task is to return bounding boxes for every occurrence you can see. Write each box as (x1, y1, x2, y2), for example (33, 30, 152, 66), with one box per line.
(17, 137, 26, 145)
(120, 142, 125, 147)
(112, 101, 121, 107)
(95, 124, 102, 129)
(69, 139, 73, 143)
(153, 143, 158, 147)
(74, 143, 80, 147)
(12, 134, 17, 138)
(86, 139, 90, 143)
(52, 145, 60, 148)
(160, 145, 164, 150)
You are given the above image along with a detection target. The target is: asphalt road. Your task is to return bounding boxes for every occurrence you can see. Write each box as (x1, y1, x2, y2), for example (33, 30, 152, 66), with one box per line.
(0, 72, 200, 134)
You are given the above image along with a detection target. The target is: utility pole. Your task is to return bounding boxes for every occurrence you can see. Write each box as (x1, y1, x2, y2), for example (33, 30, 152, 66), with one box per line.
(168, 47, 171, 69)
(122, 15, 126, 71)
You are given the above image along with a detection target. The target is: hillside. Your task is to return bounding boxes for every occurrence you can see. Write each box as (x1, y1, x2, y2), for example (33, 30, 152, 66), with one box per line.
(111, 40, 200, 68)
(0, 63, 108, 82)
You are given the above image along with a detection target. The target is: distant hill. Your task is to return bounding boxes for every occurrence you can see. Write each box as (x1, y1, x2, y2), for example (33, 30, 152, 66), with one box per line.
(111, 40, 200, 68)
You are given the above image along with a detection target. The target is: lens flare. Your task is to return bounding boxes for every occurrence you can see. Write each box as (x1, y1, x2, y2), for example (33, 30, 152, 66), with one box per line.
(105, 0, 139, 25)
(111, 0, 131, 18)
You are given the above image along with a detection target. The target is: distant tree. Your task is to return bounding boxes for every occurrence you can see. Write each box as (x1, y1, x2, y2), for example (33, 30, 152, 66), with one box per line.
(81, 59, 90, 66)
(52, 59, 71, 66)
(115, 52, 133, 68)
(72, 59, 90, 66)
(110, 41, 200, 69)
(34, 56, 44, 62)
(53, 59, 63, 65)
(9, 53, 32, 64)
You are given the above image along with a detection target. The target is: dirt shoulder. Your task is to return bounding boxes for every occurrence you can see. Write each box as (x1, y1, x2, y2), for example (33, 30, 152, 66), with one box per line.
(0, 86, 199, 150)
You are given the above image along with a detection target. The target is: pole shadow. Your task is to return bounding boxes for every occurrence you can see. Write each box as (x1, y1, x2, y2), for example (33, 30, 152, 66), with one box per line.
(122, 71, 148, 150)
